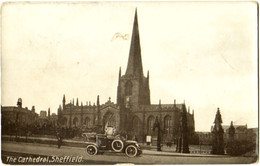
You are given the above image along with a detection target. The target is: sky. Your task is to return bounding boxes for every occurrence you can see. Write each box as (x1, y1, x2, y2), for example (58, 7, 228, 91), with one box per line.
(1, 2, 258, 131)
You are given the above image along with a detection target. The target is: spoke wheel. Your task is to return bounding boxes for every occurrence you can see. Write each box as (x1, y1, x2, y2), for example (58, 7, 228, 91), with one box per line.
(86, 145, 98, 156)
(112, 140, 124, 152)
(125, 145, 138, 157)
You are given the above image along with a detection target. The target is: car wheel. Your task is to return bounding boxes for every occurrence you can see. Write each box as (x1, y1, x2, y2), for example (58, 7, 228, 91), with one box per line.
(86, 145, 98, 156)
(111, 140, 124, 152)
(125, 145, 138, 157)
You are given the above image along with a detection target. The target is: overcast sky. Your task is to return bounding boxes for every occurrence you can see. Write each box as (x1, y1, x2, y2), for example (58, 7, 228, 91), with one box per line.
(2, 2, 258, 131)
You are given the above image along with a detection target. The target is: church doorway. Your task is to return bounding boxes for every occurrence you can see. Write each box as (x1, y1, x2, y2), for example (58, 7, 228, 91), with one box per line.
(147, 115, 155, 135)
(131, 116, 141, 141)
(103, 111, 116, 130)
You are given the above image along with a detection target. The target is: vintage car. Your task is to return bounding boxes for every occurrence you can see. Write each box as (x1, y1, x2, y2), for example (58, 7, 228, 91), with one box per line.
(82, 133, 142, 157)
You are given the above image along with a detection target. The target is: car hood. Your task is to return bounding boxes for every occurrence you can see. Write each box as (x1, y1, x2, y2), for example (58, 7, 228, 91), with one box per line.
(126, 140, 138, 144)
(84, 142, 98, 146)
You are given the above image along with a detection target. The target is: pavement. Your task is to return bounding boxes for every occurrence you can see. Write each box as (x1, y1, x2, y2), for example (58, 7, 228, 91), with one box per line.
(2, 135, 216, 157)
(0, 135, 225, 158)
(2, 141, 257, 164)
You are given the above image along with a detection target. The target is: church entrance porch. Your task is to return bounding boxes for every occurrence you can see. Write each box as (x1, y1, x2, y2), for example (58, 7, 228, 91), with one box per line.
(102, 111, 116, 131)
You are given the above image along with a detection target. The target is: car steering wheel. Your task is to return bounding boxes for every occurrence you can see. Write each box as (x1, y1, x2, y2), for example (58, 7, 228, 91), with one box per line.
(115, 135, 121, 139)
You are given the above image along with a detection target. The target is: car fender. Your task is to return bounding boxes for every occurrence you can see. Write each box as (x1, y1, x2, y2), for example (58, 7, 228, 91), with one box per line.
(125, 140, 142, 150)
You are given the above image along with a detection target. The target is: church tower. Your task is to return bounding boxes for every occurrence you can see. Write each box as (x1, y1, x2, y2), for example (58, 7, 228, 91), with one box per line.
(117, 9, 150, 108)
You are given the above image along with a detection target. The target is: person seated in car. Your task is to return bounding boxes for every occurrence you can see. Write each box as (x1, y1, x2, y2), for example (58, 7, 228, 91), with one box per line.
(105, 126, 117, 139)
(96, 126, 117, 146)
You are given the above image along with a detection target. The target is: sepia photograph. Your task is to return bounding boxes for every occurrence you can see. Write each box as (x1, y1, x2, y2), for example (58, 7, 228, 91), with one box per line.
(1, 1, 258, 164)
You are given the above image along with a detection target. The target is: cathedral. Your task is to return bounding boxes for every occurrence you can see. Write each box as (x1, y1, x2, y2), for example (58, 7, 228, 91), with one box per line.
(57, 10, 195, 143)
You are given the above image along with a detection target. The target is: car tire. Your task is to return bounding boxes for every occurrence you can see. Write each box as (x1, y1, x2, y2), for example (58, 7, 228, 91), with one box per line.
(86, 145, 98, 156)
(125, 145, 138, 157)
(111, 140, 124, 152)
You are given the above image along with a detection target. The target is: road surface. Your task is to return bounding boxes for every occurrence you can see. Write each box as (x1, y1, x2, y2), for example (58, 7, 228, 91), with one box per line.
(2, 141, 257, 164)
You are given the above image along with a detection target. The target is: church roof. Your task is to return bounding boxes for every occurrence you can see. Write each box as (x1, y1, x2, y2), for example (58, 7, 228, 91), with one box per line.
(222, 124, 247, 133)
(125, 9, 144, 77)
(134, 104, 184, 112)
(1, 106, 38, 115)
(210, 124, 247, 133)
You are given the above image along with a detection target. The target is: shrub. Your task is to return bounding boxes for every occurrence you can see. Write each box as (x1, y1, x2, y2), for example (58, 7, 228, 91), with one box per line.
(226, 140, 256, 156)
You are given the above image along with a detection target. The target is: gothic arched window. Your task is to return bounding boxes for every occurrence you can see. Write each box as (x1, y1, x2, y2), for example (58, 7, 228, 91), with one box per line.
(164, 115, 171, 134)
(125, 81, 133, 96)
(132, 116, 141, 135)
(147, 116, 155, 135)
(84, 117, 91, 128)
(73, 117, 79, 127)
(103, 112, 116, 128)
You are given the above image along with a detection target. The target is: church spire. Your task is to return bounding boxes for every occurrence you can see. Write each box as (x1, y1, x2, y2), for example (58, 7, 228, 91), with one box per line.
(147, 70, 150, 87)
(63, 94, 66, 103)
(118, 67, 121, 83)
(76, 98, 79, 106)
(125, 8, 144, 77)
(62, 94, 66, 110)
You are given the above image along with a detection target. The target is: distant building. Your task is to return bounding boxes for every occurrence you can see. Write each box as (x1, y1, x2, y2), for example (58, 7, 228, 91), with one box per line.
(57, 9, 195, 143)
(38, 109, 58, 127)
(196, 125, 255, 145)
(197, 124, 253, 145)
(40, 111, 47, 118)
(196, 132, 212, 145)
(247, 128, 258, 144)
(49, 113, 58, 127)
(1, 105, 38, 126)
(221, 124, 248, 142)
